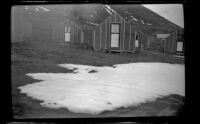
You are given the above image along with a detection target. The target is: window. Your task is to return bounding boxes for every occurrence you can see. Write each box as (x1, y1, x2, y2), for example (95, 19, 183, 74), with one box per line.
(136, 35, 139, 40)
(111, 24, 119, 33)
(65, 26, 70, 42)
(111, 24, 120, 48)
(65, 26, 70, 33)
(177, 34, 183, 41)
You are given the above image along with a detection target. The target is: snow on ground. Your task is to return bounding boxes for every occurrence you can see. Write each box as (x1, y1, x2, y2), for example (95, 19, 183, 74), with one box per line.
(18, 62, 185, 115)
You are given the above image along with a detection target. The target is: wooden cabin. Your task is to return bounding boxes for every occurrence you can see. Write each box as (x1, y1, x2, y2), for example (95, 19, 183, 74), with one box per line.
(11, 5, 184, 55)
(92, 11, 140, 53)
(110, 5, 184, 55)
(11, 5, 84, 43)
(11, 6, 32, 42)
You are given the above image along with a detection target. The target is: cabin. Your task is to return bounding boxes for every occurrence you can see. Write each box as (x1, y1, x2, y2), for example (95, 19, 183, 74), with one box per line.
(67, 5, 143, 53)
(92, 11, 139, 52)
(11, 5, 84, 43)
(11, 5, 184, 55)
(11, 6, 32, 42)
(110, 5, 184, 55)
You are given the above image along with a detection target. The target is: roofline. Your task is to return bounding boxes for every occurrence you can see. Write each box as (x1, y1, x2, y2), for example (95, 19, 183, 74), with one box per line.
(141, 5, 184, 30)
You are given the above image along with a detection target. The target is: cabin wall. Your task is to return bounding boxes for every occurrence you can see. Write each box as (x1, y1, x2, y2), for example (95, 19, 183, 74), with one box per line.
(32, 24, 53, 41)
(139, 32, 147, 51)
(22, 21, 32, 38)
(11, 6, 33, 42)
(146, 28, 184, 54)
(163, 31, 180, 53)
(93, 12, 137, 52)
(53, 19, 82, 43)
(124, 21, 131, 51)
(84, 30, 92, 45)
(130, 26, 136, 51)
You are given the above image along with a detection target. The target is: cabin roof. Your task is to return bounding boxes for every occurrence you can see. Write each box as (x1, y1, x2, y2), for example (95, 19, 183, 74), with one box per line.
(109, 5, 183, 31)
(21, 4, 183, 32)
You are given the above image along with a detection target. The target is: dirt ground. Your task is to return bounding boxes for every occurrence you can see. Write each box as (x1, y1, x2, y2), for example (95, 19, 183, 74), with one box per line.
(11, 39, 184, 118)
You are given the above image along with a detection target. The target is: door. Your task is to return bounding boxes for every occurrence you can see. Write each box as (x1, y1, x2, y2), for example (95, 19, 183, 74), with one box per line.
(176, 34, 183, 52)
(135, 34, 139, 48)
(65, 26, 70, 42)
(177, 42, 183, 51)
(110, 24, 120, 48)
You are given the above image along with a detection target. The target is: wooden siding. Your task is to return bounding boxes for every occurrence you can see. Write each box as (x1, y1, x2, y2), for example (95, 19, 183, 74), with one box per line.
(162, 31, 183, 53)
(95, 25, 100, 50)
(124, 21, 130, 51)
(53, 19, 82, 43)
(101, 20, 106, 50)
(11, 7, 32, 42)
(32, 24, 53, 41)
(130, 26, 135, 51)
(92, 12, 137, 52)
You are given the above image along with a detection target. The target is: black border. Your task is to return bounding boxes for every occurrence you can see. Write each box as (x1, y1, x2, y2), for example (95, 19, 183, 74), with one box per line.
(7, 0, 191, 124)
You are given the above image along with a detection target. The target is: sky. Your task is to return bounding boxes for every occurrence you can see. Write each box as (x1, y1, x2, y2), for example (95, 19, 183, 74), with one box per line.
(142, 4, 184, 28)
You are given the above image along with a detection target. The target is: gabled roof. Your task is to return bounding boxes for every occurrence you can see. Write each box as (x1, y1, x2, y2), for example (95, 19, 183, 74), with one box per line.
(21, 4, 183, 33)
(109, 5, 183, 31)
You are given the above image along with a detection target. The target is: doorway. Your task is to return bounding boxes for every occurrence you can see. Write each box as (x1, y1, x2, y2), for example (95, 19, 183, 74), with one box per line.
(65, 26, 70, 42)
(110, 23, 120, 48)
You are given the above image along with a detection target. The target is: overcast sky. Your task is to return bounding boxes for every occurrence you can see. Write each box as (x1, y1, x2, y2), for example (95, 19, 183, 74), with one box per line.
(142, 4, 184, 28)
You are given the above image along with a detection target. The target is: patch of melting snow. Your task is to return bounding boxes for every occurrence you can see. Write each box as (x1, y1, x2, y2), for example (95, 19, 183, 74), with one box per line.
(18, 63, 185, 115)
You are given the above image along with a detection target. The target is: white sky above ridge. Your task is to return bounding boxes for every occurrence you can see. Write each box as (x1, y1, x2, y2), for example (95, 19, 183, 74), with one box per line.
(142, 4, 184, 28)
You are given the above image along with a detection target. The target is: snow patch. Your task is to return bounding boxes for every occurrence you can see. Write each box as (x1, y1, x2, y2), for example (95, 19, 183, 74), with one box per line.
(105, 5, 116, 14)
(130, 16, 138, 21)
(86, 21, 99, 26)
(18, 63, 185, 115)
(35, 6, 50, 12)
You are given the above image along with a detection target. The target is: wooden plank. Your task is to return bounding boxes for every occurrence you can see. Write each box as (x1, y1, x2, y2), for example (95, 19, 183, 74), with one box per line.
(134, 30, 136, 52)
(129, 26, 131, 51)
(111, 14, 115, 22)
(115, 12, 117, 23)
(120, 16, 122, 51)
(100, 24, 102, 50)
(94, 30, 96, 50)
(175, 31, 177, 51)
(116, 13, 121, 22)
(81, 31, 84, 43)
(123, 18, 125, 51)
(108, 17, 111, 49)
(169, 30, 171, 52)
(77, 26, 79, 42)
(105, 18, 107, 49)
(172, 31, 175, 52)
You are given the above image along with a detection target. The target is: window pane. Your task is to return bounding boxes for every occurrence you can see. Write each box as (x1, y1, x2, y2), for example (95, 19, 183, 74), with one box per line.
(65, 26, 67, 32)
(111, 34, 119, 47)
(68, 27, 70, 32)
(111, 24, 119, 33)
(177, 42, 183, 51)
(111, 24, 116, 33)
(65, 33, 70, 42)
(115, 25, 119, 33)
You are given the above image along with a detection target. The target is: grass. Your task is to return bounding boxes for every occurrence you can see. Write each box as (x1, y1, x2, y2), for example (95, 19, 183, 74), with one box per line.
(11, 39, 184, 118)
